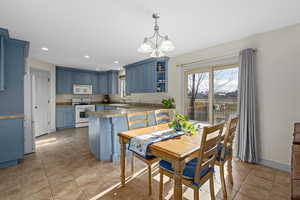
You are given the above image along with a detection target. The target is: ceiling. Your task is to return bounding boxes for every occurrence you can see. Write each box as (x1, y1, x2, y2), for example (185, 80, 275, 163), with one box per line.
(1, 0, 300, 70)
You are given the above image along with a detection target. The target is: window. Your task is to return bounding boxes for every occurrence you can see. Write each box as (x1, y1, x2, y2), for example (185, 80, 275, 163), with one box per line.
(184, 63, 239, 124)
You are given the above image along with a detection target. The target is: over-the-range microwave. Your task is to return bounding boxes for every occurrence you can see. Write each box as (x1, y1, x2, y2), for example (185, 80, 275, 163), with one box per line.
(73, 84, 92, 95)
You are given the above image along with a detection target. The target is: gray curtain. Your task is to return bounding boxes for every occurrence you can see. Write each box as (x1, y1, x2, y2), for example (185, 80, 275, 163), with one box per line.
(236, 48, 258, 163)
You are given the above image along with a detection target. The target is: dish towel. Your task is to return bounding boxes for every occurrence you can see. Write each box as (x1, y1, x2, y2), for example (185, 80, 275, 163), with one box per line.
(128, 129, 185, 158)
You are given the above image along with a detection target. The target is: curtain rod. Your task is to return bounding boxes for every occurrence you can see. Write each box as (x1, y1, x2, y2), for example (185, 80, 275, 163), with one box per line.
(176, 48, 257, 67)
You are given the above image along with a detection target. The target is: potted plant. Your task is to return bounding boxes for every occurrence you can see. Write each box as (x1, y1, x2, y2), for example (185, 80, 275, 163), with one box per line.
(161, 98, 175, 108)
(168, 111, 196, 135)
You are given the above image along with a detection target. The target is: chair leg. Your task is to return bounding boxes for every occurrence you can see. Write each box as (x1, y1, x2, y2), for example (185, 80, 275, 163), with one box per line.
(227, 154, 234, 185)
(209, 175, 216, 200)
(131, 153, 135, 175)
(148, 164, 152, 195)
(220, 164, 228, 200)
(159, 168, 163, 200)
(193, 187, 199, 200)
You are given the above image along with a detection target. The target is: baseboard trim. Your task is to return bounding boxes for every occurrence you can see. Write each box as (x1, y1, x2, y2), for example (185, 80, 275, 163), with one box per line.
(0, 160, 18, 168)
(258, 158, 290, 172)
(48, 128, 56, 133)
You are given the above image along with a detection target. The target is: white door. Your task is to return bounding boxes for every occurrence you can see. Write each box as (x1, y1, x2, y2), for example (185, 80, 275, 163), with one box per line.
(32, 69, 50, 137)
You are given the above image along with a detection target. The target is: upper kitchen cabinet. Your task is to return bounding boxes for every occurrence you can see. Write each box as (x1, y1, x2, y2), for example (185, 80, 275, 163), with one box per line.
(107, 70, 119, 94)
(98, 72, 108, 94)
(56, 67, 73, 94)
(0, 35, 4, 91)
(72, 71, 91, 85)
(124, 57, 169, 93)
(90, 73, 99, 94)
(56, 66, 120, 94)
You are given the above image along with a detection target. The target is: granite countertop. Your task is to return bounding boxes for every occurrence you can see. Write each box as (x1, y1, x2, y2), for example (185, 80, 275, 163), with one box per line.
(56, 102, 164, 108)
(0, 114, 24, 120)
(87, 106, 169, 118)
(56, 102, 132, 107)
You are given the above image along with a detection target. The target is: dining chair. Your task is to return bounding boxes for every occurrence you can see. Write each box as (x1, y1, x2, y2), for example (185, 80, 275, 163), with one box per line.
(158, 122, 225, 200)
(154, 109, 172, 125)
(214, 117, 239, 199)
(126, 111, 160, 195)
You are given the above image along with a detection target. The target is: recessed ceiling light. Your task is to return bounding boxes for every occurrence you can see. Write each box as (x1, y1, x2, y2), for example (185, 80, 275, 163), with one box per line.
(114, 61, 119, 64)
(41, 47, 49, 51)
(84, 55, 90, 59)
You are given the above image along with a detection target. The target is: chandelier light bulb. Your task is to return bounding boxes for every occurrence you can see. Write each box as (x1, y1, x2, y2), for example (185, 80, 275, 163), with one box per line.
(160, 39, 175, 52)
(138, 38, 153, 53)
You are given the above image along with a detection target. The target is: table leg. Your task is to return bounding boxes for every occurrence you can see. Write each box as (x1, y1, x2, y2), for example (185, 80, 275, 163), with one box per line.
(172, 160, 184, 200)
(120, 138, 126, 187)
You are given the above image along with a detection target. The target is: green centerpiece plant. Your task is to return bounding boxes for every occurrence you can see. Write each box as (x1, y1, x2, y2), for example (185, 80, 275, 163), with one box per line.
(168, 111, 196, 136)
(161, 98, 175, 108)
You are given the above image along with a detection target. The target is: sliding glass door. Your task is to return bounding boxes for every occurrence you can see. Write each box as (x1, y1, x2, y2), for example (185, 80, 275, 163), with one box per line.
(185, 64, 239, 124)
(187, 71, 210, 123)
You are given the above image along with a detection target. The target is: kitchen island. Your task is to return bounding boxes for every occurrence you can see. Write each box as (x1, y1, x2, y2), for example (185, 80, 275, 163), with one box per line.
(88, 105, 168, 162)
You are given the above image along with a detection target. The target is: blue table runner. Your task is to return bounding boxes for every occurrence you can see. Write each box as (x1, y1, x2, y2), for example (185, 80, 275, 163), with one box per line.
(128, 129, 185, 158)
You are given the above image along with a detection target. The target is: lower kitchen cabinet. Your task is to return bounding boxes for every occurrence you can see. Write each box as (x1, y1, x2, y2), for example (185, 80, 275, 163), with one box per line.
(96, 105, 104, 111)
(56, 106, 75, 129)
(0, 118, 24, 168)
(104, 106, 118, 110)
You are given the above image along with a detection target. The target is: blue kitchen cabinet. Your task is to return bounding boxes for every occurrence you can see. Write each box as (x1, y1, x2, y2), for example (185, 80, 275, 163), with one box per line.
(104, 106, 118, 110)
(56, 68, 73, 94)
(124, 57, 168, 94)
(142, 62, 156, 93)
(56, 106, 75, 129)
(90, 73, 99, 94)
(98, 72, 108, 94)
(107, 70, 119, 94)
(0, 118, 24, 168)
(96, 105, 104, 111)
(73, 71, 91, 85)
(0, 36, 4, 91)
(0, 28, 28, 168)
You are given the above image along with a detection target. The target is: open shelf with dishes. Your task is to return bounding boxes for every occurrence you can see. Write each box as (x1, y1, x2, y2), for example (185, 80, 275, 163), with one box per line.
(156, 61, 167, 92)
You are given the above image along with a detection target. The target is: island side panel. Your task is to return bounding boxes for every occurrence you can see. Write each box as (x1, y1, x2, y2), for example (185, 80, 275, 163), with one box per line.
(88, 116, 112, 161)
(111, 116, 129, 162)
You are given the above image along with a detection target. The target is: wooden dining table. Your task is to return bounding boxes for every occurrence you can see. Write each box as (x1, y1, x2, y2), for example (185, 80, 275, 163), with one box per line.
(118, 123, 210, 200)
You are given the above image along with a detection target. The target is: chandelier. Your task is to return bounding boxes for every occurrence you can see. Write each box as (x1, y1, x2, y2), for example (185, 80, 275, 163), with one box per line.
(138, 13, 175, 57)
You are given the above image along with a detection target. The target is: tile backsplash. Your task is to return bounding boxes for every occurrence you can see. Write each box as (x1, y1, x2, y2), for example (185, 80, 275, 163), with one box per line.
(56, 93, 170, 105)
(56, 94, 104, 103)
(110, 93, 168, 104)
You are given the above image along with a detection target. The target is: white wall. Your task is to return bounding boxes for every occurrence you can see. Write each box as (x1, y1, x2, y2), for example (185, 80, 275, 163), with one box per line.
(167, 23, 300, 167)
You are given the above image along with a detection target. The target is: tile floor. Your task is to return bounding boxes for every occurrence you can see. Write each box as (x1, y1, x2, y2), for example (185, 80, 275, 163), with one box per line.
(0, 128, 291, 200)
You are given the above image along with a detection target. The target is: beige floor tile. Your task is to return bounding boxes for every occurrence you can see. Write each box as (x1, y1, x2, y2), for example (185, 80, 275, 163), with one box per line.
(22, 179, 49, 198)
(239, 184, 269, 200)
(244, 173, 273, 191)
(48, 172, 74, 187)
(0, 128, 293, 200)
(51, 180, 80, 199)
(23, 188, 53, 200)
(54, 190, 87, 200)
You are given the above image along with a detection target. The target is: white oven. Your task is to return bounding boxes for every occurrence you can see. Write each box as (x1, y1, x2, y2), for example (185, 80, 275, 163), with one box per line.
(73, 84, 92, 95)
(75, 104, 95, 128)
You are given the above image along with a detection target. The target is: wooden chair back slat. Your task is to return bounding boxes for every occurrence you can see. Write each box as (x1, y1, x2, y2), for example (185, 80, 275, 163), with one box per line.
(220, 117, 239, 160)
(127, 112, 148, 130)
(154, 109, 171, 125)
(194, 122, 224, 184)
